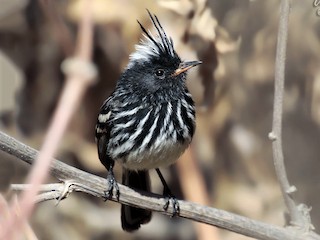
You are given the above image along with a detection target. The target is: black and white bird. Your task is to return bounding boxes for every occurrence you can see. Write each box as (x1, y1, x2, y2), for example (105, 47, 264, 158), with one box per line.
(95, 10, 201, 231)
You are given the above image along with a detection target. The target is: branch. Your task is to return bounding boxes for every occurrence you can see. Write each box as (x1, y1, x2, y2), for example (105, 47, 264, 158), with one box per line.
(1, 132, 320, 240)
(0, 0, 96, 238)
(268, 0, 313, 230)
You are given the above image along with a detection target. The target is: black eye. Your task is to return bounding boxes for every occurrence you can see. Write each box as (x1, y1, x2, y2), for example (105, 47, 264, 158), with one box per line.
(155, 69, 165, 79)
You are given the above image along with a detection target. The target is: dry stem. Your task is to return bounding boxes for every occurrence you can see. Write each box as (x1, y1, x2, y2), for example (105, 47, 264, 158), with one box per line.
(269, 0, 313, 230)
(0, 0, 95, 239)
(1, 131, 319, 240)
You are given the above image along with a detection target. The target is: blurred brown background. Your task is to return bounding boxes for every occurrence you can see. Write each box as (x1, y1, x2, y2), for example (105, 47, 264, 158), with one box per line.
(0, 0, 320, 239)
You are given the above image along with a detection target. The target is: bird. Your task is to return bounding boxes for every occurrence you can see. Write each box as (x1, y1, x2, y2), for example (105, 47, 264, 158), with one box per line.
(95, 10, 201, 232)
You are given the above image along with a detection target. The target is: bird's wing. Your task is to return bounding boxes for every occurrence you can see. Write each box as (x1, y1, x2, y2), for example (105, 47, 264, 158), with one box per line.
(95, 96, 113, 170)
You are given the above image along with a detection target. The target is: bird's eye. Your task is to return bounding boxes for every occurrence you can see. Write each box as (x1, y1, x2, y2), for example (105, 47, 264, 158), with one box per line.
(155, 69, 165, 79)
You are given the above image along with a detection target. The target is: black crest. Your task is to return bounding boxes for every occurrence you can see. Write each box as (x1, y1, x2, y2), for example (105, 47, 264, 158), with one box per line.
(129, 10, 177, 65)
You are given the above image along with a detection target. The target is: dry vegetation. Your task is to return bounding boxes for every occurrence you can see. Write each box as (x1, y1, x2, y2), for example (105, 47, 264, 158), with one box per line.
(0, 0, 320, 239)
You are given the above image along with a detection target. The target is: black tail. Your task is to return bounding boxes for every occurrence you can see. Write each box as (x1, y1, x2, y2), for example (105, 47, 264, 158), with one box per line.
(121, 169, 152, 231)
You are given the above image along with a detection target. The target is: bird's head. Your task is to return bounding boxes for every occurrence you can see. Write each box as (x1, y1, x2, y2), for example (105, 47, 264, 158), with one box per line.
(123, 11, 201, 95)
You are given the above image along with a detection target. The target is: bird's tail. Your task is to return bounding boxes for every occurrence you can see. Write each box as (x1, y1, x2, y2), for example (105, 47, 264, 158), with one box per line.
(121, 169, 152, 231)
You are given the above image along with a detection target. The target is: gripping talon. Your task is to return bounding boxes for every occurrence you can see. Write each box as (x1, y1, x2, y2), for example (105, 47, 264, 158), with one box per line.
(163, 197, 170, 211)
(155, 168, 180, 217)
(172, 198, 180, 217)
(104, 169, 120, 201)
(163, 195, 180, 217)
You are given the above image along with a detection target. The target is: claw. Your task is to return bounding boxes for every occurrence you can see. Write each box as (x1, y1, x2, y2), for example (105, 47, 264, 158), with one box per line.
(163, 194, 180, 217)
(172, 198, 180, 217)
(104, 170, 120, 201)
(155, 168, 180, 217)
(163, 197, 170, 211)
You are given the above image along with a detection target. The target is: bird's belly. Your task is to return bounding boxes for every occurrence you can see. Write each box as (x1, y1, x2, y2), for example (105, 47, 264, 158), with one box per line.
(118, 141, 189, 170)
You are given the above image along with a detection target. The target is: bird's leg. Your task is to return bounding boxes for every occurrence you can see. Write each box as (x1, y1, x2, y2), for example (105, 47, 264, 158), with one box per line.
(104, 164, 120, 201)
(155, 168, 180, 217)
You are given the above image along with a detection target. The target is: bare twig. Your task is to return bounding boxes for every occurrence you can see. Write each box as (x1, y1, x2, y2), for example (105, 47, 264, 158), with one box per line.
(268, 0, 313, 230)
(11, 182, 82, 204)
(0, 0, 96, 239)
(1, 132, 320, 240)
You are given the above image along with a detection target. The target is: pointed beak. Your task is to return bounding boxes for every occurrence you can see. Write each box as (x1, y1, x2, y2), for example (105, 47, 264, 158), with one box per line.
(172, 60, 202, 77)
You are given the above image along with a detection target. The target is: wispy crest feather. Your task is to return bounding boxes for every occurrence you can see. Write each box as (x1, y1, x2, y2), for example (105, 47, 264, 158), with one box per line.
(129, 11, 176, 65)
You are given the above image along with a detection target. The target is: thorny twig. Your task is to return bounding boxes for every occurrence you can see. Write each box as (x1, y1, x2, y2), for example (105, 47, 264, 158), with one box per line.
(268, 0, 313, 231)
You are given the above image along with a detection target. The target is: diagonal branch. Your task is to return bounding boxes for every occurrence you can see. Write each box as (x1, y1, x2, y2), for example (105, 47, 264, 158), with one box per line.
(268, 0, 313, 230)
(1, 132, 320, 240)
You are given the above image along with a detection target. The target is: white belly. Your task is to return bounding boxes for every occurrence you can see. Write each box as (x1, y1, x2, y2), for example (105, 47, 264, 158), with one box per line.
(118, 140, 189, 170)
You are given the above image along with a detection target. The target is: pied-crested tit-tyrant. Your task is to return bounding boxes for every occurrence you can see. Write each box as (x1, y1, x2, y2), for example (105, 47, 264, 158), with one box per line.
(95, 10, 201, 231)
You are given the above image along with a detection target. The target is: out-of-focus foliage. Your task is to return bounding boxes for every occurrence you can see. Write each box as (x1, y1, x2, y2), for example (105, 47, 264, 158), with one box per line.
(0, 0, 319, 239)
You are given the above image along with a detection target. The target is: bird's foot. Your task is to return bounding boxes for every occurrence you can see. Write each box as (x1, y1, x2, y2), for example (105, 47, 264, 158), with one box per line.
(162, 187, 180, 217)
(155, 168, 180, 217)
(104, 170, 120, 201)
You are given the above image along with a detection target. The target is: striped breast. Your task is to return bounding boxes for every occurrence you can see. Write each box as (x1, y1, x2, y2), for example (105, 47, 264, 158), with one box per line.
(96, 92, 195, 170)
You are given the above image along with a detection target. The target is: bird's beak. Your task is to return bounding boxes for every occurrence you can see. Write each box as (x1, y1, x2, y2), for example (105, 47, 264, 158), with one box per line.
(172, 60, 202, 77)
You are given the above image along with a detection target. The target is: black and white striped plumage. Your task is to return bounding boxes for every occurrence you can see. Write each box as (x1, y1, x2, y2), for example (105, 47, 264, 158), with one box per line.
(95, 11, 201, 232)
